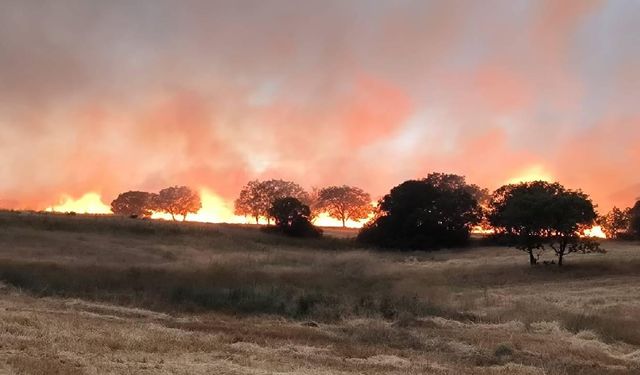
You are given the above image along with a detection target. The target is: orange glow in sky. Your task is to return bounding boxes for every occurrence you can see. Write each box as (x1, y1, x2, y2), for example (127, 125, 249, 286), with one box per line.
(1, 1, 638, 217)
(506, 165, 553, 184)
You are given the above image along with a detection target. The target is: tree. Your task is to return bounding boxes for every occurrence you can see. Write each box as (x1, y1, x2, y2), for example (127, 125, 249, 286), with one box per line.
(630, 200, 640, 239)
(489, 181, 603, 266)
(110, 191, 155, 218)
(357, 173, 482, 250)
(234, 179, 309, 224)
(155, 186, 201, 221)
(489, 182, 561, 265)
(267, 197, 322, 237)
(598, 206, 631, 239)
(315, 185, 372, 227)
(234, 180, 266, 224)
(306, 187, 321, 223)
(545, 189, 602, 266)
(424, 173, 489, 206)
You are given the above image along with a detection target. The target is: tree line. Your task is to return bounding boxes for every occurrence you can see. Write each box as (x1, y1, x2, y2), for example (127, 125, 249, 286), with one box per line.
(234, 179, 372, 227)
(598, 203, 640, 240)
(109, 174, 640, 266)
(230, 174, 640, 267)
(111, 186, 201, 221)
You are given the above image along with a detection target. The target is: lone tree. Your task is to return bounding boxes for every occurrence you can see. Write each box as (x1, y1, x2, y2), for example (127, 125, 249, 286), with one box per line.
(357, 173, 482, 250)
(315, 185, 372, 227)
(489, 182, 560, 265)
(155, 186, 202, 221)
(110, 191, 155, 218)
(234, 179, 309, 224)
(489, 181, 603, 266)
(267, 197, 322, 237)
(598, 206, 631, 239)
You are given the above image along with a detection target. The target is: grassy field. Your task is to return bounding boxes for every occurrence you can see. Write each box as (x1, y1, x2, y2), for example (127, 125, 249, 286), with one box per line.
(0, 211, 639, 374)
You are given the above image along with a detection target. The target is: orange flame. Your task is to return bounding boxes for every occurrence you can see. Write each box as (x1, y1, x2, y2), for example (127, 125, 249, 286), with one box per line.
(43, 190, 377, 227)
(582, 225, 607, 239)
(45, 192, 111, 214)
(312, 212, 371, 228)
(42, 192, 610, 241)
(150, 189, 246, 223)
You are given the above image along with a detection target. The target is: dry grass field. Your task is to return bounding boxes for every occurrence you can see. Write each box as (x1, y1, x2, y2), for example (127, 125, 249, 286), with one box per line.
(0, 210, 639, 374)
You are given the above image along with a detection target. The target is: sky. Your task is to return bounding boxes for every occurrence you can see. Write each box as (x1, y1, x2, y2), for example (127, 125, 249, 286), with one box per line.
(0, 0, 639, 216)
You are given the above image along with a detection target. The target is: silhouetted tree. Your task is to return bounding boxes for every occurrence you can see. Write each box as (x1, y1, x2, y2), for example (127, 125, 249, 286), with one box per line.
(545, 189, 602, 266)
(489, 182, 560, 265)
(267, 197, 322, 237)
(315, 185, 372, 227)
(425, 173, 490, 206)
(357, 173, 482, 250)
(110, 191, 155, 218)
(598, 206, 631, 239)
(155, 186, 201, 221)
(630, 200, 640, 239)
(234, 179, 309, 224)
(489, 181, 602, 266)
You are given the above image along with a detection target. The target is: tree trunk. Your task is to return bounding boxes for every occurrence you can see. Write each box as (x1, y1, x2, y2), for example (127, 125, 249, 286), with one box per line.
(182, 214, 187, 222)
(170, 213, 176, 221)
(528, 250, 537, 265)
(255, 216, 259, 225)
(557, 241, 567, 267)
(342, 217, 346, 228)
(558, 253, 563, 267)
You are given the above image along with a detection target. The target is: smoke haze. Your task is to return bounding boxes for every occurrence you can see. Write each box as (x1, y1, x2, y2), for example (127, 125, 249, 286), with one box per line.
(0, 0, 638, 211)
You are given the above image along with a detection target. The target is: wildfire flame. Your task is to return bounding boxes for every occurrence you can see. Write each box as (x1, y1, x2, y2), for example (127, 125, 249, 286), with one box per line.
(42, 192, 608, 237)
(583, 225, 607, 239)
(45, 192, 111, 214)
(150, 189, 245, 223)
(313, 212, 371, 228)
(43, 190, 374, 228)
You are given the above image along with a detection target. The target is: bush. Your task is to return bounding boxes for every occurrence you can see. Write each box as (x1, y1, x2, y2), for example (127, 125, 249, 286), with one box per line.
(357, 174, 482, 250)
(266, 197, 322, 238)
(494, 343, 513, 358)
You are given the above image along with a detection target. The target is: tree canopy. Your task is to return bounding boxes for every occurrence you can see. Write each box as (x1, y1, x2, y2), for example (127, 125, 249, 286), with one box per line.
(267, 197, 321, 237)
(234, 179, 309, 223)
(110, 191, 155, 218)
(489, 181, 601, 266)
(598, 206, 630, 239)
(315, 185, 372, 227)
(154, 186, 202, 221)
(357, 173, 482, 250)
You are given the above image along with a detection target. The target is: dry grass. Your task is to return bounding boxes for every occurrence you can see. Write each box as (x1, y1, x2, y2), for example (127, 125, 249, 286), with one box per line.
(0, 210, 639, 374)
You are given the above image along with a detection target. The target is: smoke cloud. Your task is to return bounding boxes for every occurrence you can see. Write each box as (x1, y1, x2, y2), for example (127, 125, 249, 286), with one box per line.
(0, 0, 638, 212)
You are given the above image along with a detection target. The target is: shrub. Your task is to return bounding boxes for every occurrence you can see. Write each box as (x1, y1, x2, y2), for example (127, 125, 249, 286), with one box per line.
(357, 173, 482, 250)
(265, 197, 322, 238)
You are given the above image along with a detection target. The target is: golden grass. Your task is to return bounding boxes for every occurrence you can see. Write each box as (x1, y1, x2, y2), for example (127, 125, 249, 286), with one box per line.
(0, 211, 639, 374)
